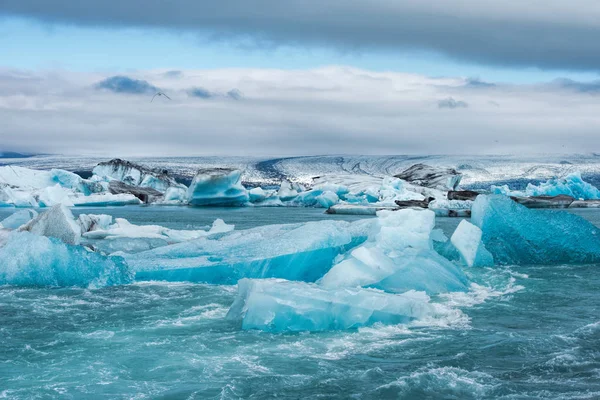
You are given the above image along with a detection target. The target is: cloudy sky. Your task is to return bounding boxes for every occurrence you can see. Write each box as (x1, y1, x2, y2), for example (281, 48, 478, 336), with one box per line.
(1, 1, 600, 156)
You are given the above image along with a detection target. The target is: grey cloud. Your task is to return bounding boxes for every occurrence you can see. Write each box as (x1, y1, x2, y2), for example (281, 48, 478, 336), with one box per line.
(464, 78, 495, 88)
(2, 1, 600, 71)
(227, 89, 243, 100)
(163, 70, 183, 78)
(95, 76, 158, 94)
(187, 87, 243, 99)
(438, 97, 468, 109)
(554, 78, 600, 93)
(188, 87, 215, 99)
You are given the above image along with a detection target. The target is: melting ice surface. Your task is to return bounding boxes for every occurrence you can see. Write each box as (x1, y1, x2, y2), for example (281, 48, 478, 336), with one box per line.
(128, 219, 372, 283)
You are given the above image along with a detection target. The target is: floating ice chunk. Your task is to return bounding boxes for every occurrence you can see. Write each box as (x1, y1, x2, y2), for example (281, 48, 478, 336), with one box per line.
(19, 205, 82, 245)
(163, 186, 188, 204)
(71, 193, 141, 206)
(0, 231, 132, 287)
(320, 209, 468, 294)
(77, 213, 113, 233)
(277, 181, 298, 201)
(248, 187, 267, 203)
(83, 217, 233, 242)
(0, 209, 38, 230)
(227, 278, 434, 332)
(37, 184, 75, 207)
(471, 195, 600, 264)
(491, 172, 600, 200)
(128, 219, 373, 283)
(81, 217, 233, 254)
(92, 159, 180, 193)
(450, 220, 493, 267)
(187, 168, 249, 206)
(315, 191, 339, 208)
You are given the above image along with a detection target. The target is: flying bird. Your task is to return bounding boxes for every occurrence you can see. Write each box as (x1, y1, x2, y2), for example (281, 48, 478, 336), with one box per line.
(151, 92, 172, 102)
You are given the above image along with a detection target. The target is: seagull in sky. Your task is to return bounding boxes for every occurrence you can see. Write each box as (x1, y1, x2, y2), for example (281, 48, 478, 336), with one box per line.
(151, 92, 172, 102)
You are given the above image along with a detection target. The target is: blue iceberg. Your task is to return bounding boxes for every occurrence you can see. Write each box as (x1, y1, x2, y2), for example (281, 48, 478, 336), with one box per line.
(320, 209, 469, 294)
(471, 195, 600, 265)
(0, 231, 132, 288)
(187, 168, 249, 206)
(128, 219, 373, 283)
(491, 172, 600, 200)
(226, 278, 434, 332)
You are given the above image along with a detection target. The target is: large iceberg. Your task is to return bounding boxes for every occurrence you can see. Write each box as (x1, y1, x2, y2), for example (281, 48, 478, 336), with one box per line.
(471, 195, 600, 264)
(227, 278, 434, 332)
(92, 158, 182, 193)
(491, 172, 600, 200)
(187, 168, 249, 206)
(0, 231, 132, 288)
(0, 166, 105, 207)
(320, 209, 468, 294)
(128, 219, 373, 283)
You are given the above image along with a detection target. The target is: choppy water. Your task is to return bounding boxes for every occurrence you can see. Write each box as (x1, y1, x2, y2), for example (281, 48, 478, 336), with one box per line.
(2, 208, 600, 399)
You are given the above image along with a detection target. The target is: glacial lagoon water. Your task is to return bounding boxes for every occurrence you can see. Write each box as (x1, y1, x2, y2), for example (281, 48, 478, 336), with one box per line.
(2, 207, 600, 399)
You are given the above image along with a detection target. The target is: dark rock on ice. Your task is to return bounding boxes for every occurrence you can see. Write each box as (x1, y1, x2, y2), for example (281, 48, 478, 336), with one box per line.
(448, 190, 479, 201)
(395, 164, 462, 190)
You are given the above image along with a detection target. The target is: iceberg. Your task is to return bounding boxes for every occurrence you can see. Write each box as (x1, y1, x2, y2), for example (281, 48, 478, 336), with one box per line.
(450, 220, 493, 267)
(128, 219, 373, 283)
(0, 209, 38, 230)
(320, 209, 468, 294)
(277, 181, 299, 201)
(79, 215, 233, 254)
(187, 168, 249, 206)
(248, 187, 268, 203)
(19, 205, 82, 245)
(0, 230, 132, 288)
(163, 186, 188, 204)
(92, 158, 182, 193)
(0, 166, 105, 207)
(226, 278, 434, 332)
(471, 195, 600, 265)
(0, 166, 99, 194)
(491, 172, 600, 200)
(71, 193, 141, 207)
(77, 213, 113, 233)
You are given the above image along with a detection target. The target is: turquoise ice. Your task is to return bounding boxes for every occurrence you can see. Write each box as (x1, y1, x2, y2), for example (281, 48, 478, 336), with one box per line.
(129, 219, 373, 283)
(472, 195, 600, 264)
(227, 278, 434, 332)
(0, 231, 132, 287)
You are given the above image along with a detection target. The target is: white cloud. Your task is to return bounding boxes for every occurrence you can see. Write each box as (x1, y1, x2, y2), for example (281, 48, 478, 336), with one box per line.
(0, 66, 599, 156)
